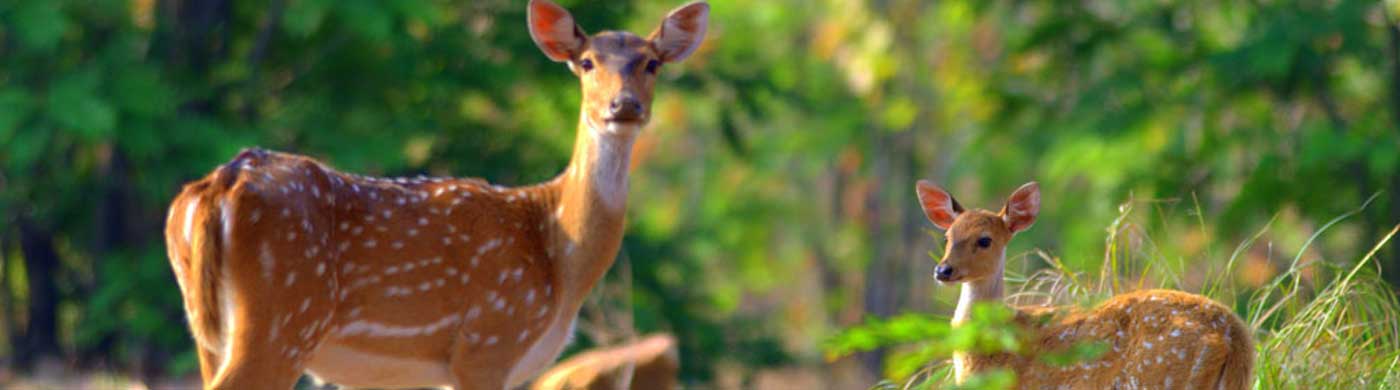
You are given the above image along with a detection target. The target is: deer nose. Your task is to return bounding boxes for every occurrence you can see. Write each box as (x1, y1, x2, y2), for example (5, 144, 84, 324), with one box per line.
(934, 264, 955, 282)
(608, 96, 643, 121)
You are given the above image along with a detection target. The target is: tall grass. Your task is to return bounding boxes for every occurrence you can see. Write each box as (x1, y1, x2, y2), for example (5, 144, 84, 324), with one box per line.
(1251, 223, 1400, 389)
(827, 198, 1400, 389)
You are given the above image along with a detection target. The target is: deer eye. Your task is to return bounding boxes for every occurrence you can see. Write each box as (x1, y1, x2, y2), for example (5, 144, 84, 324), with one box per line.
(579, 58, 594, 72)
(977, 237, 992, 248)
(644, 59, 660, 74)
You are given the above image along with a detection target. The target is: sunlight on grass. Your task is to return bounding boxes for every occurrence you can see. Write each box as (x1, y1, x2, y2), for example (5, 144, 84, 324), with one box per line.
(1253, 224, 1400, 389)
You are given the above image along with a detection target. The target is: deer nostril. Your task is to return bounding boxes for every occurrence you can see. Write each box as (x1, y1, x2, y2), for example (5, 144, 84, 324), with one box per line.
(608, 97, 642, 118)
(935, 265, 954, 280)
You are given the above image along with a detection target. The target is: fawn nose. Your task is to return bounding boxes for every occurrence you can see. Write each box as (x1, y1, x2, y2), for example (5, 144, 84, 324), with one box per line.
(934, 264, 955, 282)
(608, 96, 644, 121)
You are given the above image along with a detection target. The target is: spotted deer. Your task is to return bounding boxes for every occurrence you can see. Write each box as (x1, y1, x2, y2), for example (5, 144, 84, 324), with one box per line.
(162, 1, 708, 388)
(915, 181, 1254, 389)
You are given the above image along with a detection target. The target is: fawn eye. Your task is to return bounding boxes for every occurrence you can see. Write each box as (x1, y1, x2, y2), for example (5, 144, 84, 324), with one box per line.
(977, 237, 992, 248)
(579, 58, 594, 72)
(644, 59, 660, 74)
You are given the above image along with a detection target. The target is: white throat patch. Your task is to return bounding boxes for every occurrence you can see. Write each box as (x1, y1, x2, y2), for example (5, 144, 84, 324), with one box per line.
(583, 117, 637, 210)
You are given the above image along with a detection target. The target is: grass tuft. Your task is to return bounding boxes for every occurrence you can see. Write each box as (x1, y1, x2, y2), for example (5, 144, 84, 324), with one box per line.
(1253, 224, 1400, 389)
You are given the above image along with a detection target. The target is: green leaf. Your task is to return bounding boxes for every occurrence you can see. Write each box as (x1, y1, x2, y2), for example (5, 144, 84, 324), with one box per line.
(46, 70, 116, 140)
(391, 1, 440, 26)
(340, 0, 393, 42)
(167, 349, 200, 376)
(283, 0, 331, 37)
(116, 122, 163, 159)
(950, 368, 1015, 390)
(5, 124, 52, 174)
(1038, 340, 1110, 367)
(111, 66, 176, 118)
(881, 96, 918, 130)
(1368, 143, 1399, 178)
(13, 2, 69, 51)
(0, 89, 34, 141)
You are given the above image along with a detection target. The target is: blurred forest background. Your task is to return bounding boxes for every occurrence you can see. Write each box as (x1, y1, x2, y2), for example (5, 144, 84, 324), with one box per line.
(2, 0, 1399, 388)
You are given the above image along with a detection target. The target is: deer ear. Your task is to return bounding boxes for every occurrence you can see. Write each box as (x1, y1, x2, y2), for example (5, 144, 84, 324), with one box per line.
(1001, 182, 1040, 234)
(648, 1, 709, 63)
(916, 180, 962, 230)
(528, 0, 587, 62)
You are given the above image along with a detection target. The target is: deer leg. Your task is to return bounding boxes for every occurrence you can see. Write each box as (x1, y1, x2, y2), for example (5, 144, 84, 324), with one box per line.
(206, 275, 335, 389)
(1184, 341, 1227, 390)
(204, 332, 304, 390)
(448, 363, 508, 390)
(448, 330, 509, 390)
(203, 309, 314, 390)
(196, 346, 221, 385)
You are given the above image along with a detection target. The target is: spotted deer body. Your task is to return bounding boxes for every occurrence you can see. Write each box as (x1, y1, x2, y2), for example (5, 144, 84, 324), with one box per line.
(163, 2, 709, 389)
(915, 181, 1254, 389)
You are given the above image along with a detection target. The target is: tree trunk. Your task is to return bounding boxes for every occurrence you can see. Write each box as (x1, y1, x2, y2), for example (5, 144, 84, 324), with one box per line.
(1, 228, 14, 364)
(858, 124, 895, 376)
(16, 218, 61, 368)
(85, 148, 128, 368)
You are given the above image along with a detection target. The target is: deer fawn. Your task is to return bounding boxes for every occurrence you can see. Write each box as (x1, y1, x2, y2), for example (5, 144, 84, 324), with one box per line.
(915, 181, 1254, 389)
(162, 1, 708, 388)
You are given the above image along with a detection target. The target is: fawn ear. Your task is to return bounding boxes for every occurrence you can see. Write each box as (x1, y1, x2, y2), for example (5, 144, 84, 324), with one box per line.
(528, 0, 588, 62)
(916, 180, 963, 230)
(648, 1, 709, 63)
(1001, 182, 1040, 234)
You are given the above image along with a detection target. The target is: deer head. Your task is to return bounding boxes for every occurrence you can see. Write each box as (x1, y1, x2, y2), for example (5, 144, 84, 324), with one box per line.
(528, 0, 709, 136)
(916, 181, 1040, 284)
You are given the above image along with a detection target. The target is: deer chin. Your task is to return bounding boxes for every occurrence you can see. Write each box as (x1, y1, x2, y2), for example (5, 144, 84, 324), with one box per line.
(605, 114, 648, 129)
(585, 116, 646, 136)
(935, 270, 994, 285)
(935, 274, 967, 284)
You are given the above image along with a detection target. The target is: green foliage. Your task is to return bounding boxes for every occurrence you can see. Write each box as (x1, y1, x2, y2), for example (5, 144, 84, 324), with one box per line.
(825, 302, 1107, 389)
(10, 2, 70, 51)
(1034, 340, 1109, 369)
(824, 304, 1020, 385)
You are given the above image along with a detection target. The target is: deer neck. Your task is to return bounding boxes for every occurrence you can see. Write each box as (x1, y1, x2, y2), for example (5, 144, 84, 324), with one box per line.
(543, 113, 638, 303)
(952, 253, 1005, 327)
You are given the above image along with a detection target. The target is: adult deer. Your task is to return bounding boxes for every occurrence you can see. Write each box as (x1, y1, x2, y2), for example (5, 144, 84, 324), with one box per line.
(162, 1, 708, 388)
(915, 181, 1254, 389)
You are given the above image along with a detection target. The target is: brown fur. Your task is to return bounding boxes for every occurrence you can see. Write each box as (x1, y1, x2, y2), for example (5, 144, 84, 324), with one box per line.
(531, 334, 679, 390)
(163, 2, 708, 389)
(915, 181, 1254, 389)
(968, 290, 1255, 389)
(164, 170, 231, 381)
